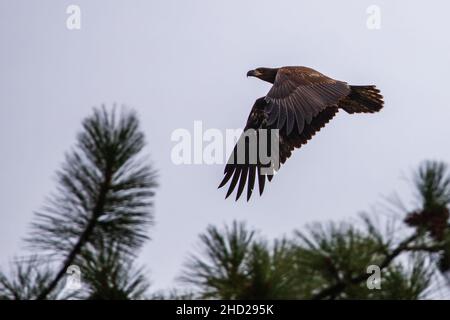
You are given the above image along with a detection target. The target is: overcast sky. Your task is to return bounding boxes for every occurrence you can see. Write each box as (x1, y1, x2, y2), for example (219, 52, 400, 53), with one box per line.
(1, 0, 450, 292)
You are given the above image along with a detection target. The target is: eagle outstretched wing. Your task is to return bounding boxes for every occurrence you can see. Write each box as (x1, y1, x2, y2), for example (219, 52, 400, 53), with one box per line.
(219, 66, 383, 200)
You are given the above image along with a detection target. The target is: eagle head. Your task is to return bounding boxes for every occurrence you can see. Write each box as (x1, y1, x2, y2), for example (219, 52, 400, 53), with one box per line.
(247, 67, 279, 84)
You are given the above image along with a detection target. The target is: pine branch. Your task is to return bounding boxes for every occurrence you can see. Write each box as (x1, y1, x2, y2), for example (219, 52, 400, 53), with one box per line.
(309, 161, 450, 299)
(311, 233, 420, 300)
(180, 221, 255, 299)
(36, 168, 113, 299)
(78, 240, 150, 300)
(0, 256, 75, 300)
(404, 243, 446, 252)
(26, 106, 157, 300)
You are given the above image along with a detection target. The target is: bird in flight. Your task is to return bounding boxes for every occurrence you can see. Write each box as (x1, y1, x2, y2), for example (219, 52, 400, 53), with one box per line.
(219, 66, 384, 201)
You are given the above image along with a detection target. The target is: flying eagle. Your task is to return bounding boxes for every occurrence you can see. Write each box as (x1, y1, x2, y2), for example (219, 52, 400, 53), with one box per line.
(219, 66, 384, 201)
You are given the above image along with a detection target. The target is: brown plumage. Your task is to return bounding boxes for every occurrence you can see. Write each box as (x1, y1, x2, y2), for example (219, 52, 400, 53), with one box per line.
(219, 66, 384, 201)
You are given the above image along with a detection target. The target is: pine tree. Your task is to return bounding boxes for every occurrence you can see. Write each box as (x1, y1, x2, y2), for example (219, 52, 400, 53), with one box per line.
(181, 161, 450, 299)
(0, 106, 157, 300)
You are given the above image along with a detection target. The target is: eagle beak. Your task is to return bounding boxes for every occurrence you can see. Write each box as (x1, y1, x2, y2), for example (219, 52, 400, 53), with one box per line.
(247, 70, 259, 78)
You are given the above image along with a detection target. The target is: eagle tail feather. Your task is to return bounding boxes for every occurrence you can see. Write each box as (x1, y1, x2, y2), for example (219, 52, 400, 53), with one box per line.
(340, 85, 384, 114)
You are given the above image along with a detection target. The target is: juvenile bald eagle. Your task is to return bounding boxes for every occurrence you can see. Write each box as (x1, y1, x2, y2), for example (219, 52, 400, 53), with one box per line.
(219, 66, 384, 201)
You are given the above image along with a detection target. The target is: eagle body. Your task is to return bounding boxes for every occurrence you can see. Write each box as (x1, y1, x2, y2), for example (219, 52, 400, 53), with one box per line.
(219, 66, 384, 201)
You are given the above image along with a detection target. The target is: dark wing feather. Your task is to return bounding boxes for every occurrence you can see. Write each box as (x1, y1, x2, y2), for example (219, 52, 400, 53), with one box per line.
(219, 97, 267, 201)
(247, 165, 256, 201)
(219, 95, 339, 200)
(278, 106, 338, 164)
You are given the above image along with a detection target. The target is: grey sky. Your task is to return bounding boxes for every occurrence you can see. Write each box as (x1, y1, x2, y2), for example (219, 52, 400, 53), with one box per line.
(1, 0, 450, 292)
